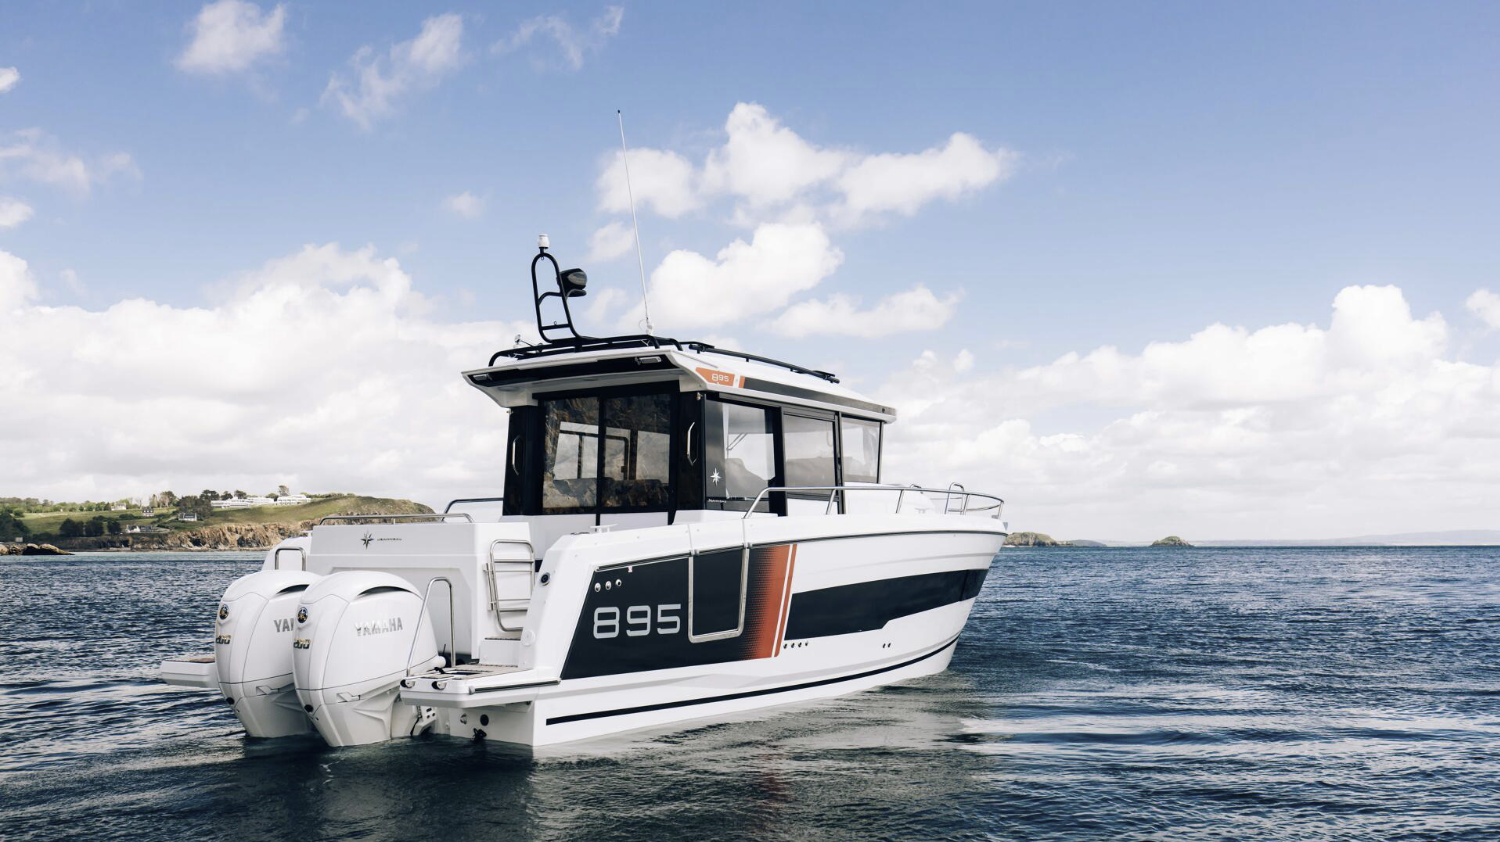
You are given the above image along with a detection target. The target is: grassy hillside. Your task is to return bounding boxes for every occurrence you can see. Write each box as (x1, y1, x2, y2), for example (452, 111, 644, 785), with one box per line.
(19, 495, 433, 539)
(208, 496, 433, 525)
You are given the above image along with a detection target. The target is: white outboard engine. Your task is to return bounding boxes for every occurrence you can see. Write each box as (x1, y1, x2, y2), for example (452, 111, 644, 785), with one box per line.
(292, 571, 445, 747)
(214, 569, 323, 738)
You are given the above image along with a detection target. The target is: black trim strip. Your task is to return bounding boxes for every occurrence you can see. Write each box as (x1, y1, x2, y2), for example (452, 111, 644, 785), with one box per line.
(737, 377, 895, 418)
(545, 634, 960, 726)
(471, 356, 678, 387)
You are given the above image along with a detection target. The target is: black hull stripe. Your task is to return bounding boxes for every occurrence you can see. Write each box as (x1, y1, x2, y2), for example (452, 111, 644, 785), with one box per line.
(783, 568, 988, 640)
(545, 634, 961, 726)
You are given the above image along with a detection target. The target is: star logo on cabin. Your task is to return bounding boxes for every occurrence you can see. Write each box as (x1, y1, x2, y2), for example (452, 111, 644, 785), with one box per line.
(710, 469, 722, 486)
(361, 532, 374, 548)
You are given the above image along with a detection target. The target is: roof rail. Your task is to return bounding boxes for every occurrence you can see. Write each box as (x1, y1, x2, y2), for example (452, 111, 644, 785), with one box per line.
(684, 342, 838, 383)
(488, 335, 839, 383)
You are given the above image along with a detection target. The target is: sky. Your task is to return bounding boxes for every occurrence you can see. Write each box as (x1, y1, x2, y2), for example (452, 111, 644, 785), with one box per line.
(2, 1, 1499, 540)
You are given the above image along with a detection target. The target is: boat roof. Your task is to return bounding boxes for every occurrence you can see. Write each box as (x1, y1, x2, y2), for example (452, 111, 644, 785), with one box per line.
(462, 336, 896, 421)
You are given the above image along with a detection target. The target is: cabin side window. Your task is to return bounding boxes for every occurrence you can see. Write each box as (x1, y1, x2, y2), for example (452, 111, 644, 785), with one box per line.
(540, 397, 600, 513)
(704, 398, 777, 512)
(841, 417, 882, 483)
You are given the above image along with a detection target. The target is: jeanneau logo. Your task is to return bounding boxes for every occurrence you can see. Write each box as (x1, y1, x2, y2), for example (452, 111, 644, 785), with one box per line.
(355, 617, 404, 637)
(361, 532, 374, 548)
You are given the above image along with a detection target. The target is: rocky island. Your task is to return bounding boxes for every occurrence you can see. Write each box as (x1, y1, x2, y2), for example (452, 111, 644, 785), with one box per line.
(0, 543, 70, 556)
(1004, 531, 1072, 547)
(1151, 535, 1194, 547)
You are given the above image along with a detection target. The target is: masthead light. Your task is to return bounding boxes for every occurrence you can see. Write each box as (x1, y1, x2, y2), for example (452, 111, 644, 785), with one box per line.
(537, 234, 550, 251)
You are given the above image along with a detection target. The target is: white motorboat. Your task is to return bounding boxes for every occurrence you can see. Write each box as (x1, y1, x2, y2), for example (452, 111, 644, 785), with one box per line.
(160, 238, 1009, 748)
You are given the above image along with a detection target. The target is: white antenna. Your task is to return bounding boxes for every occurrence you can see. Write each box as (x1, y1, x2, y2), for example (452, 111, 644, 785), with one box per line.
(618, 109, 655, 336)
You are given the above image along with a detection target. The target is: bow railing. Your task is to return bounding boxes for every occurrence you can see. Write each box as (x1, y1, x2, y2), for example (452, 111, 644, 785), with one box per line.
(741, 484, 1004, 520)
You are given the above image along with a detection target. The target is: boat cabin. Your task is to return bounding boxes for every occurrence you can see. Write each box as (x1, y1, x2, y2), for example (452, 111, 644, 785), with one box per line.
(463, 339, 895, 533)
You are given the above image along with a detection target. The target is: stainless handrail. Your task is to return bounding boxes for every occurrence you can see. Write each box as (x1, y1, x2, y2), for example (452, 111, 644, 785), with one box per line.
(407, 576, 457, 672)
(272, 546, 306, 571)
(444, 498, 505, 514)
(317, 512, 473, 525)
(742, 484, 1004, 520)
(943, 482, 966, 515)
(487, 539, 537, 633)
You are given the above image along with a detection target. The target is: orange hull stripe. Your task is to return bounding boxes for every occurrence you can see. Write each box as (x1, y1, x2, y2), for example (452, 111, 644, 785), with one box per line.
(744, 544, 791, 660)
(773, 544, 797, 654)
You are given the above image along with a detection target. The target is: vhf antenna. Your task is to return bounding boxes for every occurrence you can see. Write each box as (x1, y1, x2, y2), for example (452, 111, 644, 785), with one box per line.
(617, 110, 655, 337)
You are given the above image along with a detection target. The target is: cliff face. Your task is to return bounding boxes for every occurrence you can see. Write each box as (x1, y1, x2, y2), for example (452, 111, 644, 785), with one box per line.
(54, 522, 310, 551)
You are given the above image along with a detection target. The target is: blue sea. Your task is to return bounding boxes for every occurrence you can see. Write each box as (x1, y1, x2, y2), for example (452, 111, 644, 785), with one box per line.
(2, 547, 1498, 841)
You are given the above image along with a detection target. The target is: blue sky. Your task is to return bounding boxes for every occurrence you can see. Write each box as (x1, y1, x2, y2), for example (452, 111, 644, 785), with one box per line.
(3, 2, 1499, 539)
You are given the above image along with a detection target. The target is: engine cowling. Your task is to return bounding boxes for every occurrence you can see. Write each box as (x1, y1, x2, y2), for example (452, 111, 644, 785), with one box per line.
(291, 571, 444, 747)
(214, 569, 322, 738)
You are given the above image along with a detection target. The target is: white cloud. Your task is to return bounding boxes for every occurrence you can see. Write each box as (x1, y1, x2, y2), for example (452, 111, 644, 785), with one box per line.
(767, 285, 961, 338)
(0, 197, 33, 228)
(1466, 289, 1500, 330)
(596, 148, 701, 218)
(582, 104, 1015, 336)
(834, 132, 1019, 224)
(0, 67, 19, 94)
(58, 268, 85, 297)
(494, 5, 624, 70)
(626, 222, 842, 330)
(324, 14, 466, 129)
(0, 249, 38, 313)
(593, 102, 1017, 228)
(702, 103, 850, 207)
(176, 1, 287, 75)
(0, 129, 139, 194)
(442, 191, 484, 218)
(0, 243, 535, 504)
(876, 285, 1500, 541)
(583, 286, 626, 324)
(6, 248, 1491, 542)
(585, 221, 636, 263)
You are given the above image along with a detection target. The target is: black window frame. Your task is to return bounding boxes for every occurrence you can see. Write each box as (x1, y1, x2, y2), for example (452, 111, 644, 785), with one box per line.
(504, 386, 889, 521)
(700, 394, 887, 516)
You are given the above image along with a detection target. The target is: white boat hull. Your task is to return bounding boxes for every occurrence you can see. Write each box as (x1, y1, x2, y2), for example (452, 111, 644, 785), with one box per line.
(402, 520, 1002, 747)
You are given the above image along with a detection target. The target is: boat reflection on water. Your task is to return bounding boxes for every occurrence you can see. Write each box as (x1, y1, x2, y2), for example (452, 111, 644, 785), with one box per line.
(168, 674, 993, 842)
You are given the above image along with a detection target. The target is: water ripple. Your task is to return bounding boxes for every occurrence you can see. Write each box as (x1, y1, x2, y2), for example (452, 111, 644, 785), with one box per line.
(2, 547, 1499, 841)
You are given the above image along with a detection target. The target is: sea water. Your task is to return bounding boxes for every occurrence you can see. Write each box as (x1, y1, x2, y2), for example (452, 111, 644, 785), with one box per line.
(2, 547, 1497, 841)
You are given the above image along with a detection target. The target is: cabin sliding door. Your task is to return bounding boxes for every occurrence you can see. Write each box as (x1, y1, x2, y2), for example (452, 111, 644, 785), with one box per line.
(704, 398, 778, 514)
